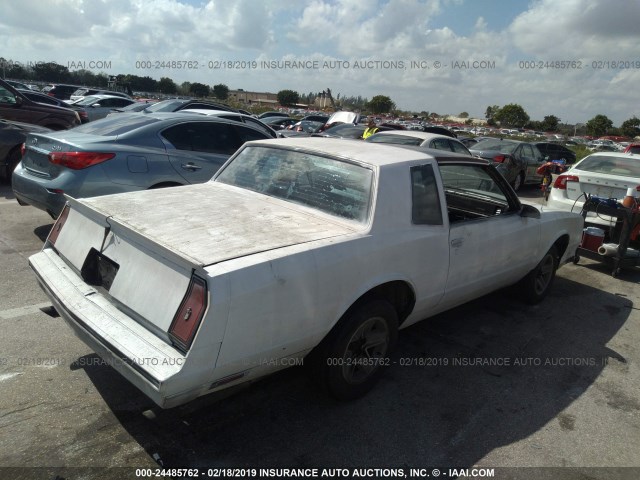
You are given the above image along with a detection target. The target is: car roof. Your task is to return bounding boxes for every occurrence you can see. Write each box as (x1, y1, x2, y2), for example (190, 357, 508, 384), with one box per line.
(85, 94, 132, 100)
(243, 137, 484, 167)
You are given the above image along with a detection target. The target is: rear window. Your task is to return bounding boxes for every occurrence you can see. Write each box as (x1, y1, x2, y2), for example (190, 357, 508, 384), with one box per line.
(72, 115, 160, 136)
(576, 155, 640, 178)
(216, 145, 373, 223)
(473, 140, 519, 154)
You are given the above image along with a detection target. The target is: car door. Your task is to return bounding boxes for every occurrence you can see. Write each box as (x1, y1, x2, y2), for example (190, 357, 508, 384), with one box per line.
(438, 162, 540, 309)
(0, 85, 42, 124)
(163, 121, 245, 183)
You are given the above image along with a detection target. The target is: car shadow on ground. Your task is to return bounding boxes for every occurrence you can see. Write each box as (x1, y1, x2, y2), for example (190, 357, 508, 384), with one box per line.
(73, 276, 631, 470)
(34, 224, 53, 242)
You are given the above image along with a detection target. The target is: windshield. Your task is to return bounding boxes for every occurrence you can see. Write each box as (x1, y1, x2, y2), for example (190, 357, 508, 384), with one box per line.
(216, 146, 374, 223)
(75, 96, 103, 106)
(72, 115, 160, 136)
(576, 155, 640, 178)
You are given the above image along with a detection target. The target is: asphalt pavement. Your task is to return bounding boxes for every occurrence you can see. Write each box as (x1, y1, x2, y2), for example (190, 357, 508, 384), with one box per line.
(0, 183, 638, 480)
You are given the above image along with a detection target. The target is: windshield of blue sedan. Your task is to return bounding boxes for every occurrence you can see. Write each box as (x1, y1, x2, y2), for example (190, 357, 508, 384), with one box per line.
(577, 155, 640, 178)
(215, 146, 374, 223)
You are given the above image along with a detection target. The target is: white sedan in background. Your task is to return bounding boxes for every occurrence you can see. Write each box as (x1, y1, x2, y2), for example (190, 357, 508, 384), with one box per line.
(364, 130, 472, 155)
(545, 151, 640, 227)
(30, 138, 583, 408)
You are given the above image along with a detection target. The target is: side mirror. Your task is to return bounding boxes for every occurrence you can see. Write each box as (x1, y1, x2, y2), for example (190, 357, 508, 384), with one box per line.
(520, 203, 541, 219)
(15, 95, 23, 106)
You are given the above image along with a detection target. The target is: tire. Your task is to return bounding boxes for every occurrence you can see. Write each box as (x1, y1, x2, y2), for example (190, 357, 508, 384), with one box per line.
(6, 148, 21, 186)
(512, 172, 524, 192)
(520, 246, 559, 304)
(316, 299, 398, 401)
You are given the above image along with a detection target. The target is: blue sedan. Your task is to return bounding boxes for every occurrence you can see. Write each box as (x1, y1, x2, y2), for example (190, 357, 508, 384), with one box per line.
(12, 113, 274, 217)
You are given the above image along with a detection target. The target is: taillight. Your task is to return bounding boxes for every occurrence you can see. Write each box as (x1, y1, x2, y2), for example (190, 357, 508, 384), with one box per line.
(169, 276, 208, 351)
(493, 155, 507, 163)
(78, 111, 88, 119)
(48, 151, 115, 170)
(553, 174, 579, 189)
(48, 204, 70, 246)
(20, 143, 26, 157)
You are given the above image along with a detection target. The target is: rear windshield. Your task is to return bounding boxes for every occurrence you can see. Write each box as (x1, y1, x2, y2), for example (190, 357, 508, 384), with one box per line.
(216, 145, 373, 223)
(473, 140, 519, 153)
(144, 100, 186, 112)
(576, 155, 640, 178)
(72, 115, 160, 136)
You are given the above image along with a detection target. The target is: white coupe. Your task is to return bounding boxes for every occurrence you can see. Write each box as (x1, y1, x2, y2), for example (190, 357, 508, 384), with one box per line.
(30, 138, 583, 408)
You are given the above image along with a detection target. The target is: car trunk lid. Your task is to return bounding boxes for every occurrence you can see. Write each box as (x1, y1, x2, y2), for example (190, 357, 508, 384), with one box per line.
(565, 171, 639, 201)
(21, 132, 115, 178)
(77, 182, 358, 267)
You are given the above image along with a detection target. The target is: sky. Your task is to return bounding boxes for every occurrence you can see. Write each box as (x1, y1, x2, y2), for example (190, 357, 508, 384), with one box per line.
(1, 0, 639, 125)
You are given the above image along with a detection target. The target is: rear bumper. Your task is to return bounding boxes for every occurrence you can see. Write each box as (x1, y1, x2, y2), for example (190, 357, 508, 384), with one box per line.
(12, 165, 66, 218)
(29, 248, 197, 408)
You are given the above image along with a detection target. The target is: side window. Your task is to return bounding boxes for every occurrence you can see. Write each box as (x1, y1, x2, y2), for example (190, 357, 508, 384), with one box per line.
(410, 164, 443, 225)
(439, 164, 515, 223)
(113, 98, 133, 108)
(0, 87, 17, 104)
(449, 140, 470, 155)
(521, 144, 535, 159)
(235, 125, 268, 143)
(163, 122, 243, 154)
(431, 138, 453, 151)
(243, 117, 276, 138)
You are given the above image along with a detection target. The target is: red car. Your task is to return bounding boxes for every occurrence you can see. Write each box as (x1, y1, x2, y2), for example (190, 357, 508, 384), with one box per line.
(623, 143, 640, 154)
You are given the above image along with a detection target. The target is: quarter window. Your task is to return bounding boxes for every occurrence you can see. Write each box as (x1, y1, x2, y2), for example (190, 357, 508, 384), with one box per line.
(410, 165, 443, 225)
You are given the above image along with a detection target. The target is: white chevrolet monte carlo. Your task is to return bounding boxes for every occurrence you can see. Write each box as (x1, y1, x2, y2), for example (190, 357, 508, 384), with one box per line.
(30, 138, 583, 408)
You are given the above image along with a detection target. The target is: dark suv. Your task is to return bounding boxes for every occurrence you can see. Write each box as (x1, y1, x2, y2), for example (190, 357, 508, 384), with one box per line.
(535, 142, 577, 164)
(0, 79, 81, 130)
(40, 83, 83, 100)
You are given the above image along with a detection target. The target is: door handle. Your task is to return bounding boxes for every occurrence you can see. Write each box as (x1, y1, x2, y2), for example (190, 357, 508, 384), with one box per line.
(450, 238, 464, 248)
(181, 162, 202, 170)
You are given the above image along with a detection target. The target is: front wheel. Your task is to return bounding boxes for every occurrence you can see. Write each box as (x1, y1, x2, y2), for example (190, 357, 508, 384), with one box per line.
(317, 299, 398, 400)
(519, 246, 559, 304)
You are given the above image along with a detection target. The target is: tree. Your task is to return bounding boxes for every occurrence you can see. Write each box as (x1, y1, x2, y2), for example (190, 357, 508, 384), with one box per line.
(493, 103, 529, 127)
(189, 82, 210, 97)
(620, 116, 640, 138)
(585, 114, 613, 137)
(458, 112, 469, 118)
(367, 95, 395, 114)
(485, 105, 500, 126)
(212, 84, 229, 100)
(157, 77, 178, 94)
(540, 115, 560, 132)
(33, 62, 70, 82)
(277, 89, 299, 107)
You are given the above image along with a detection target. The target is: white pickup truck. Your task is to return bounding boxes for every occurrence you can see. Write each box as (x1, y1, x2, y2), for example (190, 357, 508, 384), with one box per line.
(30, 138, 583, 408)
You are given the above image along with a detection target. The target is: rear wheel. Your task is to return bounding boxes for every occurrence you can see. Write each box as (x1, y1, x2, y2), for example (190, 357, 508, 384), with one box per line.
(520, 245, 559, 304)
(315, 299, 398, 400)
(6, 148, 21, 186)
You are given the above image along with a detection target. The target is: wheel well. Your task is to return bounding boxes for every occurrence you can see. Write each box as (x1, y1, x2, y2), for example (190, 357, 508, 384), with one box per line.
(552, 234, 570, 259)
(342, 281, 416, 327)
